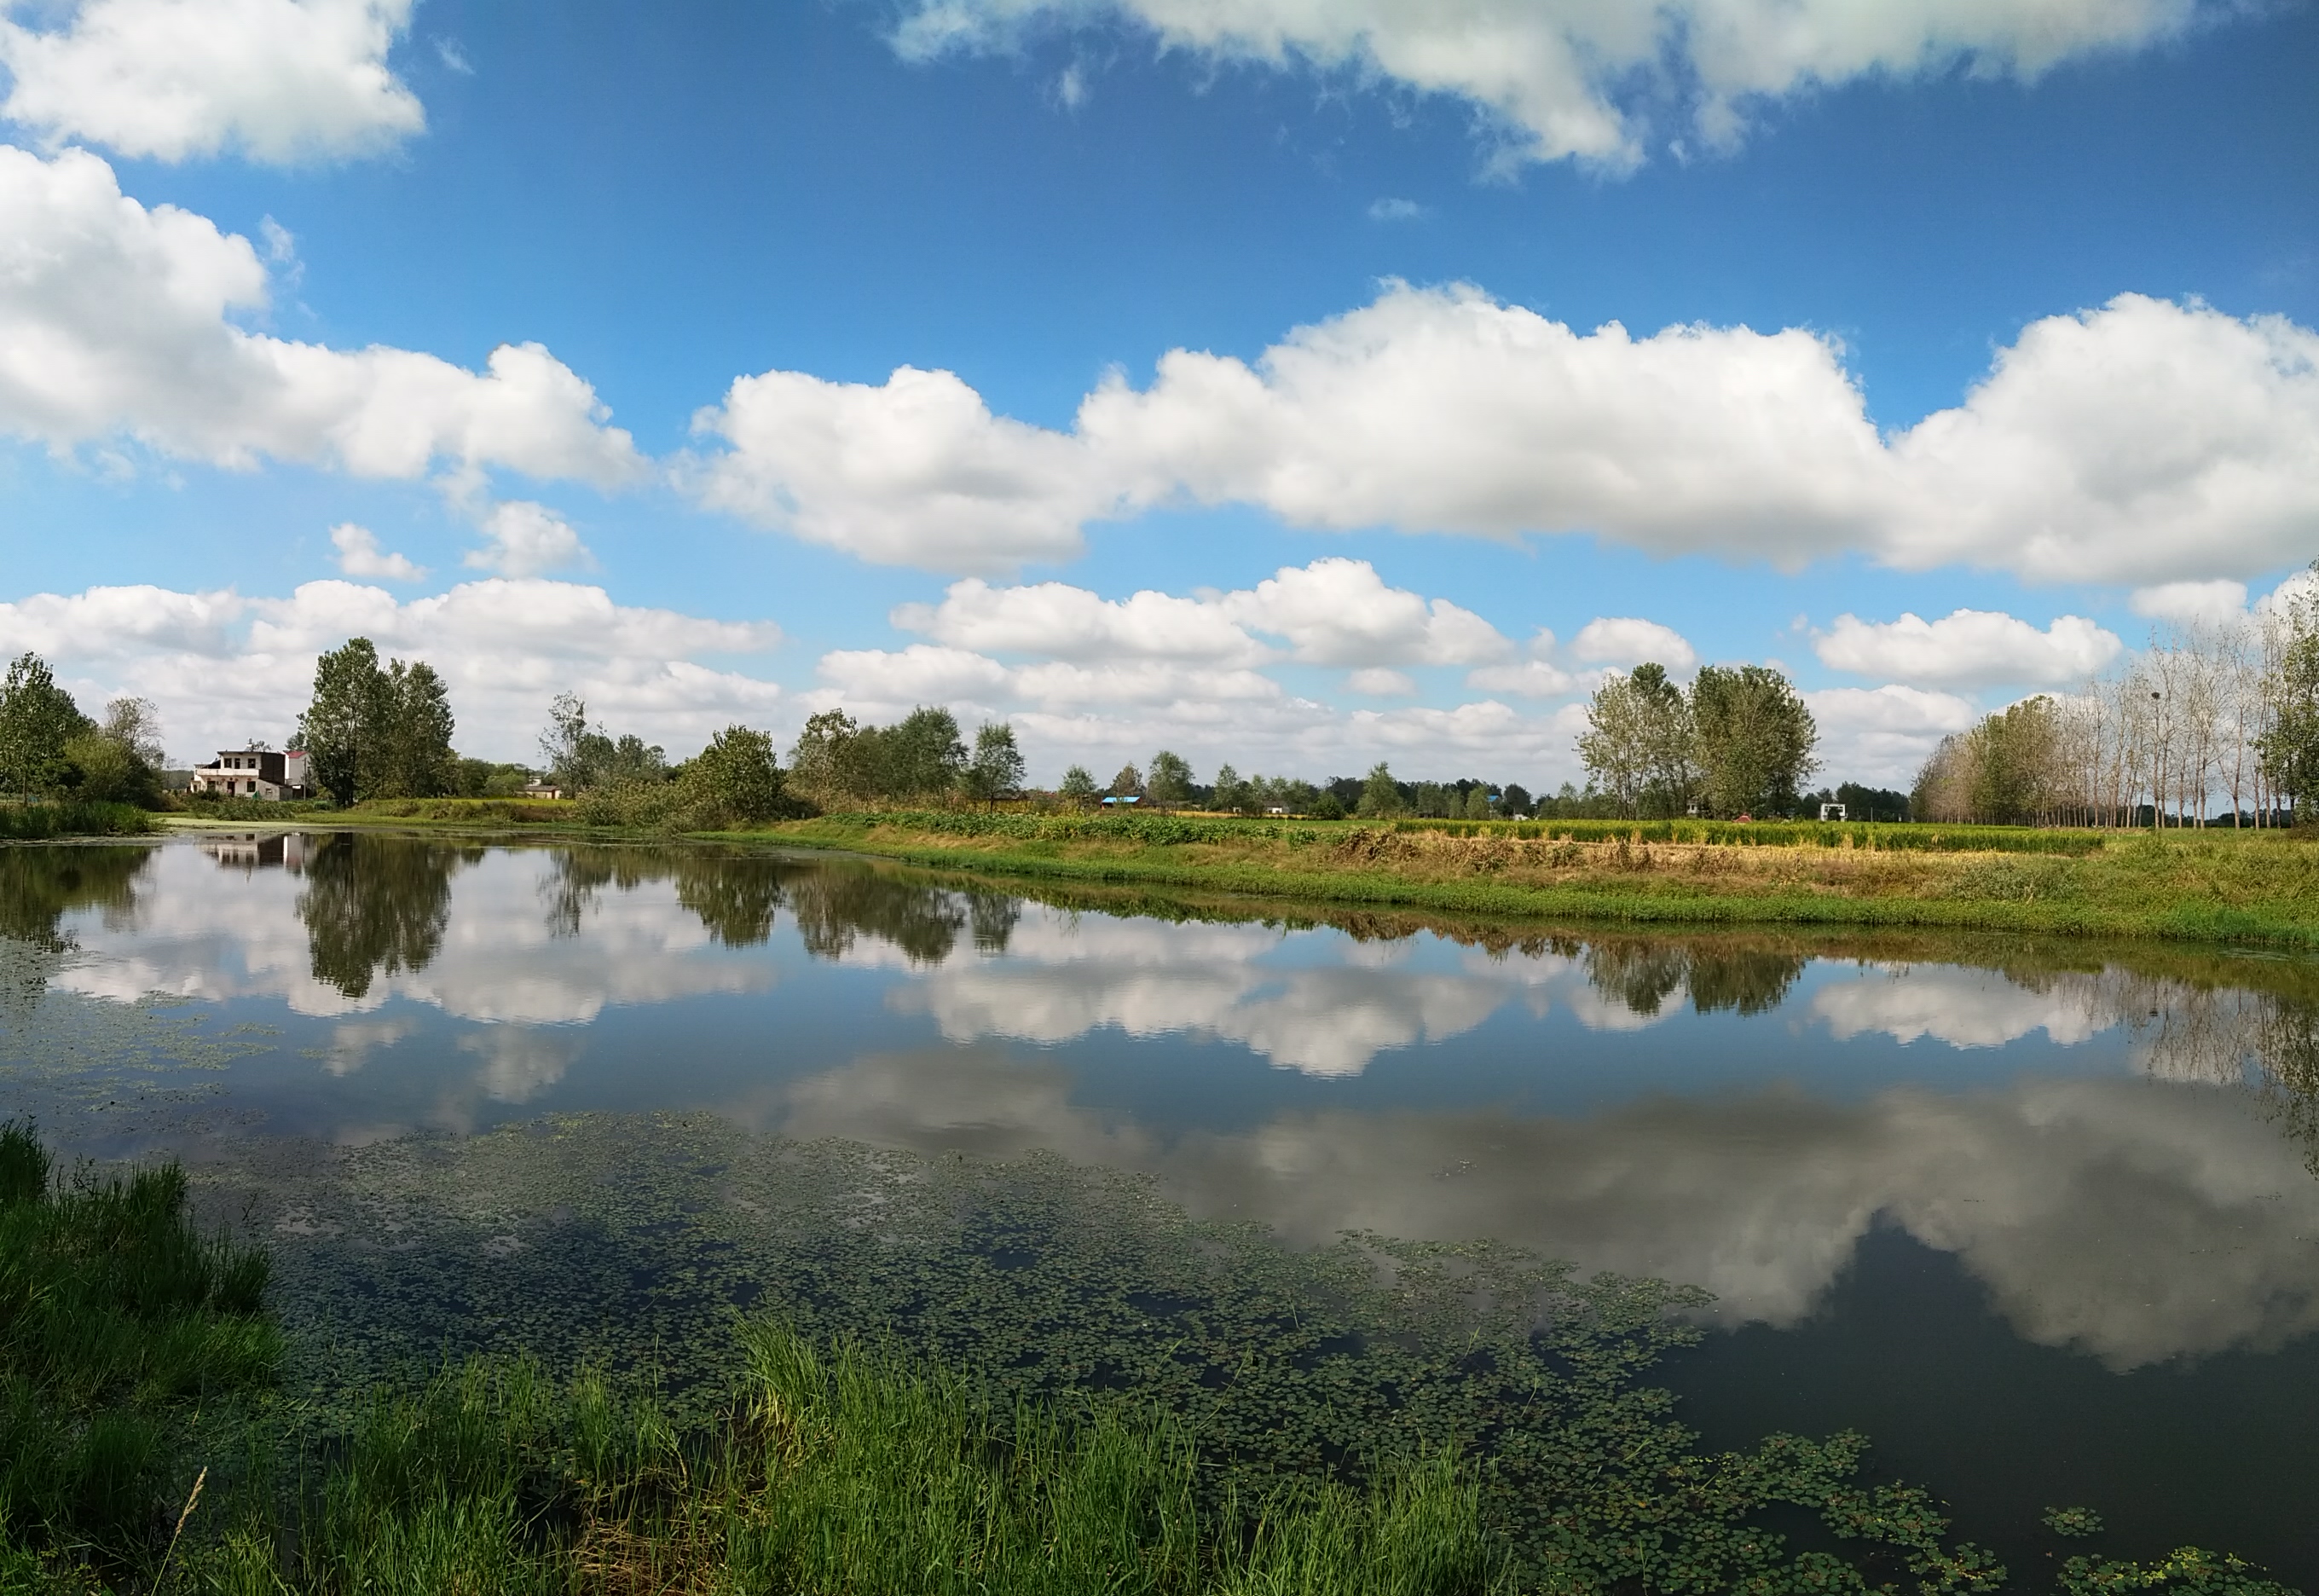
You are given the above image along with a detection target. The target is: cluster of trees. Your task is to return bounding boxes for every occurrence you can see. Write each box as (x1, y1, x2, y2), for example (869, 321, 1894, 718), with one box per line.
(539, 695, 797, 829)
(788, 708, 1024, 807)
(1576, 662, 1820, 818)
(1916, 573, 2319, 827)
(298, 639, 460, 806)
(0, 653, 166, 806)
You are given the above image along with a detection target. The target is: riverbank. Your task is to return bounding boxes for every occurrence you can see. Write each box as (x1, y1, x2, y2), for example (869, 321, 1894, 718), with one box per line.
(145, 803, 2319, 947)
(735, 811, 2319, 947)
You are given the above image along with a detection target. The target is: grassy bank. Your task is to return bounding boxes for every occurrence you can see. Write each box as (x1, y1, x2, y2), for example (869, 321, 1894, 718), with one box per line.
(740, 810, 2319, 947)
(0, 802, 153, 841)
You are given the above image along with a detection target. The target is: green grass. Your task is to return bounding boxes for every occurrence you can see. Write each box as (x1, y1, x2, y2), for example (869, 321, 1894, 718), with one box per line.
(733, 812, 2319, 949)
(0, 1119, 275, 1575)
(0, 803, 153, 841)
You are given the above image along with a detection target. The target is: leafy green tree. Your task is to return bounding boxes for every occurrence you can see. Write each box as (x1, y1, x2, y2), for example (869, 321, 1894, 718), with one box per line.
(1462, 785, 1494, 819)
(964, 723, 1026, 804)
(1578, 662, 1697, 818)
(1109, 762, 1144, 799)
(1577, 674, 1649, 814)
(1356, 762, 1406, 818)
(1146, 750, 1194, 807)
(2262, 581, 2319, 824)
(298, 639, 387, 807)
(540, 692, 663, 793)
(789, 710, 864, 802)
(56, 698, 165, 806)
(681, 725, 787, 824)
(876, 707, 968, 798)
(1499, 782, 1533, 818)
(375, 660, 457, 798)
(0, 653, 93, 798)
(1692, 664, 1819, 818)
(1212, 763, 1251, 814)
(299, 639, 460, 803)
(455, 759, 534, 797)
(1834, 782, 1910, 823)
(1057, 764, 1100, 807)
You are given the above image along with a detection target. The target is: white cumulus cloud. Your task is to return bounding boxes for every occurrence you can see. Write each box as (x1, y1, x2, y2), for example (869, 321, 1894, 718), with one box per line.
(0, 146, 641, 485)
(1217, 557, 1508, 667)
(686, 364, 1116, 571)
(1886, 295, 2319, 585)
(891, 0, 2216, 171)
(1570, 616, 1697, 669)
(329, 522, 425, 581)
(0, 0, 424, 164)
(0, 578, 784, 763)
(463, 500, 595, 577)
(685, 284, 2319, 588)
(2130, 580, 2249, 627)
(1806, 685, 1978, 785)
(893, 577, 1266, 664)
(1464, 659, 1576, 697)
(1816, 609, 2122, 688)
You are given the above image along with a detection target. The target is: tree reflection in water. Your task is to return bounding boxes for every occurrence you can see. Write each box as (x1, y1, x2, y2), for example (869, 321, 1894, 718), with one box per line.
(297, 833, 477, 998)
(535, 847, 1024, 960)
(1566, 934, 1807, 1017)
(0, 844, 151, 950)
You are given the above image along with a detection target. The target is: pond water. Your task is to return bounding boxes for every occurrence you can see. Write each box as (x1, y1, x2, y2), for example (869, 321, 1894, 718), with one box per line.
(6, 830, 2319, 1585)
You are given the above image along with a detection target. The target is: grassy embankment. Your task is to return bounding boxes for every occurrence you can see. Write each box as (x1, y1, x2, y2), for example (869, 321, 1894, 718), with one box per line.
(147, 798, 2319, 945)
(743, 810, 2319, 947)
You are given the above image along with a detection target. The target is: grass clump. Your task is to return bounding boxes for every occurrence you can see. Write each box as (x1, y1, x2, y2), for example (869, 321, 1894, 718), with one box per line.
(175, 1327, 1492, 1594)
(0, 804, 153, 841)
(0, 1119, 275, 1579)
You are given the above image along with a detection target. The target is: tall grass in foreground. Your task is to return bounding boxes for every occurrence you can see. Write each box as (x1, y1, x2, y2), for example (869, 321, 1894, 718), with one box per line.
(0, 1119, 275, 1572)
(228, 1327, 1491, 1595)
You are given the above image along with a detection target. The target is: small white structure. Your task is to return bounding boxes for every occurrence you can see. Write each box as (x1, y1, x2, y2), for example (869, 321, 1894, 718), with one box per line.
(1819, 802, 1848, 822)
(189, 749, 310, 801)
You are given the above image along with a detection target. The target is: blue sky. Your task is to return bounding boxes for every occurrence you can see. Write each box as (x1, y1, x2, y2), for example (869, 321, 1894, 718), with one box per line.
(3, 0, 2316, 785)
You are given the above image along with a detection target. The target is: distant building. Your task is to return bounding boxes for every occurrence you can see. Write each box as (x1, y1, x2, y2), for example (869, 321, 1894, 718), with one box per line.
(1101, 794, 1141, 806)
(1819, 802, 1847, 822)
(188, 749, 310, 801)
(522, 780, 567, 800)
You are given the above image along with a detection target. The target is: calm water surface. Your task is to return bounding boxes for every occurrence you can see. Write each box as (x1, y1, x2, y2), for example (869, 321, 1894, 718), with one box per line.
(7, 830, 2319, 1582)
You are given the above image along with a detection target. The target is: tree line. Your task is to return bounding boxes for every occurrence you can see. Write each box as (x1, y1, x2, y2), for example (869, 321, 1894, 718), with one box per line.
(1915, 566, 2319, 827)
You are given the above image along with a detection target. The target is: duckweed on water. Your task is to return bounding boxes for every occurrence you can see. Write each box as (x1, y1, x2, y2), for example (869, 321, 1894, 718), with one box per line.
(158, 1115, 2294, 1595)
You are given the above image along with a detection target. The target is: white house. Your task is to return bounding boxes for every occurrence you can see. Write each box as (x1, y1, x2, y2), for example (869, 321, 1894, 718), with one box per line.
(189, 749, 311, 801)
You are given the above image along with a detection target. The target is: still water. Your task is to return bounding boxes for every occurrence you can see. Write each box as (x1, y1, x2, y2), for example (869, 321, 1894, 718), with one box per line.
(7, 830, 2319, 1581)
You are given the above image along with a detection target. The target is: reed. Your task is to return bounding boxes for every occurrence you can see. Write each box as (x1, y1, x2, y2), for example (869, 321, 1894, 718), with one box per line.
(0, 801, 154, 840)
